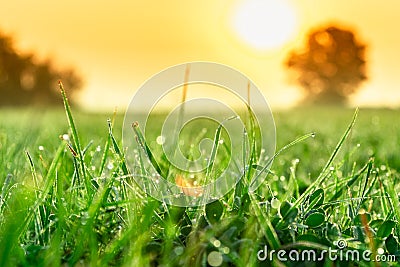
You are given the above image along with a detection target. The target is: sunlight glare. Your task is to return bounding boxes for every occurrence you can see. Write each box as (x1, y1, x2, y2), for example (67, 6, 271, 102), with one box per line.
(231, 0, 297, 51)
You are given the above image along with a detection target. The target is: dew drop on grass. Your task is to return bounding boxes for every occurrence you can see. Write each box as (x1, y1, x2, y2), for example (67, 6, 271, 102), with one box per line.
(213, 239, 221, 248)
(222, 247, 230, 254)
(156, 135, 165, 145)
(377, 248, 385, 255)
(329, 166, 335, 171)
(207, 251, 223, 267)
(38, 145, 44, 151)
(107, 162, 114, 170)
(311, 132, 316, 138)
(218, 140, 224, 144)
(271, 198, 280, 209)
(174, 246, 184, 255)
(62, 134, 70, 141)
(96, 146, 101, 152)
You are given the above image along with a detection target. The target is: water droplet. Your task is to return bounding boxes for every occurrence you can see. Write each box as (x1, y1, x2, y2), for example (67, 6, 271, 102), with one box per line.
(96, 146, 101, 152)
(62, 134, 70, 141)
(156, 135, 165, 145)
(329, 166, 335, 171)
(207, 251, 223, 267)
(218, 140, 224, 144)
(311, 132, 316, 138)
(222, 247, 230, 254)
(279, 176, 285, 181)
(38, 145, 44, 151)
(107, 162, 114, 170)
(213, 239, 221, 248)
(271, 198, 280, 209)
(174, 246, 184, 255)
(356, 143, 361, 147)
(377, 248, 385, 255)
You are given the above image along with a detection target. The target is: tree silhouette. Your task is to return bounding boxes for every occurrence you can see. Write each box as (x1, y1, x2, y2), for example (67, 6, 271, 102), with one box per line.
(286, 25, 367, 105)
(0, 30, 82, 106)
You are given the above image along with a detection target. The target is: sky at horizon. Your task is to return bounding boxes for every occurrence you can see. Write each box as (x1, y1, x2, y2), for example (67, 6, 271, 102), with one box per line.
(1, 0, 400, 110)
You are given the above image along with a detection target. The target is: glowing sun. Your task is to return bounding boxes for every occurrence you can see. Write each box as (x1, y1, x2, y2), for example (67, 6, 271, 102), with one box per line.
(231, 0, 298, 51)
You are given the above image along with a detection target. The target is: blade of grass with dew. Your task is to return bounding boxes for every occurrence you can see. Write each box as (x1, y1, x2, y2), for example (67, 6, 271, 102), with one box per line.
(277, 108, 359, 228)
(19, 141, 65, 240)
(356, 158, 374, 211)
(25, 151, 39, 191)
(108, 119, 129, 176)
(68, 174, 118, 265)
(233, 128, 249, 211)
(249, 132, 316, 190)
(327, 158, 372, 202)
(377, 175, 390, 218)
(249, 193, 281, 250)
(385, 168, 400, 223)
(97, 109, 117, 177)
(0, 174, 12, 214)
(205, 115, 237, 181)
(59, 81, 92, 198)
(132, 122, 165, 178)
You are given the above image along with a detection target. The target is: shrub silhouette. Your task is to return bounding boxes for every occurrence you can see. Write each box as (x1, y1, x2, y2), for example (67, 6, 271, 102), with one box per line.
(0, 31, 82, 106)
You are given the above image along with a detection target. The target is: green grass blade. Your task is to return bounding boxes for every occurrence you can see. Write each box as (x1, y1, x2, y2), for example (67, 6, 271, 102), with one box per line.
(59, 81, 92, 198)
(250, 132, 316, 190)
(385, 168, 400, 223)
(108, 119, 129, 175)
(277, 108, 359, 228)
(132, 122, 165, 178)
(249, 193, 281, 249)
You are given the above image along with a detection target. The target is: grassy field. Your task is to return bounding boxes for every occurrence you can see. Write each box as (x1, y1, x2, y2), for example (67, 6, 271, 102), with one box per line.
(0, 95, 399, 266)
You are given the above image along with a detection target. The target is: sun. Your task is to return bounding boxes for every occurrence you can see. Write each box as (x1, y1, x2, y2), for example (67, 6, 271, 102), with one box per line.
(231, 0, 298, 51)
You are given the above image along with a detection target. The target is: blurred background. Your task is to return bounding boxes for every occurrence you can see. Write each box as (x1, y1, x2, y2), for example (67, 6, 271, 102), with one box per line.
(0, 0, 399, 110)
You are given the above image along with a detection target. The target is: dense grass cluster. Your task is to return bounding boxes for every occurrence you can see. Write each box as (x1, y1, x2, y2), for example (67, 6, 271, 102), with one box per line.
(0, 86, 399, 266)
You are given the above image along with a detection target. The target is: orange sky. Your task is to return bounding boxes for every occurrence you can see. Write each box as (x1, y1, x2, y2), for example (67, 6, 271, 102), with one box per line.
(1, 0, 400, 110)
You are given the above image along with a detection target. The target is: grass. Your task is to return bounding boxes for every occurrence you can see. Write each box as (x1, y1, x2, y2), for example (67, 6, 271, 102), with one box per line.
(0, 84, 399, 266)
